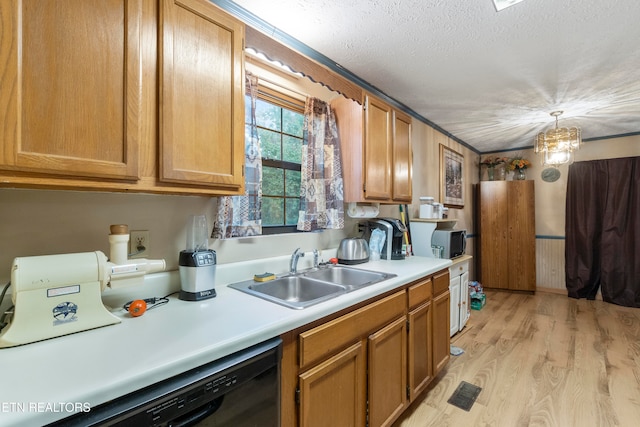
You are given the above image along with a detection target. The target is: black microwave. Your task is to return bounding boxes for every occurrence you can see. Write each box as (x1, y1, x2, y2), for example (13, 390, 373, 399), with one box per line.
(431, 229, 466, 259)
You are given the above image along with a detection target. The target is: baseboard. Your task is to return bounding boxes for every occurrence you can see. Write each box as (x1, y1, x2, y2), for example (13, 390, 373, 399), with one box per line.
(536, 287, 567, 295)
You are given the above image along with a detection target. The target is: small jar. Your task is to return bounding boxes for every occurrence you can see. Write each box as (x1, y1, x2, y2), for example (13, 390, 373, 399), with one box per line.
(419, 196, 435, 219)
(432, 202, 443, 219)
(442, 207, 449, 219)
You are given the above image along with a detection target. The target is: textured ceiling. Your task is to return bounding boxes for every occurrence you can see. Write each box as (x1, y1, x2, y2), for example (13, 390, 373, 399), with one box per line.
(229, 0, 640, 153)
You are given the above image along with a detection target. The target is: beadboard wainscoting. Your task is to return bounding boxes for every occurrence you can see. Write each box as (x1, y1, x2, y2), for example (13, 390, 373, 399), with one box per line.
(536, 237, 566, 294)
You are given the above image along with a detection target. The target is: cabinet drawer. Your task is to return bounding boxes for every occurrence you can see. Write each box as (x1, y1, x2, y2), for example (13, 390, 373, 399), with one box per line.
(407, 278, 432, 309)
(433, 269, 450, 296)
(450, 261, 469, 276)
(299, 290, 405, 370)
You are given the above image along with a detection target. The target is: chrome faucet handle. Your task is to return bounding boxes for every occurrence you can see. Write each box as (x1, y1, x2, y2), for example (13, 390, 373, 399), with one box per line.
(290, 248, 305, 274)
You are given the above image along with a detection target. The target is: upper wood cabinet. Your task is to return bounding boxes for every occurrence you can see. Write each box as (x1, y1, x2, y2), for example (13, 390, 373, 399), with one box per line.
(0, 0, 142, 180)
(331, 92, 412, 203)
(0, 0, 246, 196)
(362, 94, 393, 200)
(392, 109, 413, 202)
(159, 0, 245, 190)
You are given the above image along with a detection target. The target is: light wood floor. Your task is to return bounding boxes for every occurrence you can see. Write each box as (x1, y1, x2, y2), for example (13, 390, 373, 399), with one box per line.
(393, 290, 640, 427)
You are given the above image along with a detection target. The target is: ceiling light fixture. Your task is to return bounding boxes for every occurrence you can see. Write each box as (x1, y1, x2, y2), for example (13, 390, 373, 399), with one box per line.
(492, 0, 526, 12)
(534, 111, 582, 166)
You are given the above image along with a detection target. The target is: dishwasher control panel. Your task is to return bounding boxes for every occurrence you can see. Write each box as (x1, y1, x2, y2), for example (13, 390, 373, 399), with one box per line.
(145, 374, 239, 425)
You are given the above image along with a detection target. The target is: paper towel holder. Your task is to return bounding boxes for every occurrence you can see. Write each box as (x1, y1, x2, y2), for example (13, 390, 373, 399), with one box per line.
(347, 202, 380, 218)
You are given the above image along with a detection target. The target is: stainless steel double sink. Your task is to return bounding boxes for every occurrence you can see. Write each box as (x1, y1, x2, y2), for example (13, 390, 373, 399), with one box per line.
(228, 266, 397, 309)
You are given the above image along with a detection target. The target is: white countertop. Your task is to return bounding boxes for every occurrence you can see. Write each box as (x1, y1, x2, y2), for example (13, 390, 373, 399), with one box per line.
(0, 254, 450, 426)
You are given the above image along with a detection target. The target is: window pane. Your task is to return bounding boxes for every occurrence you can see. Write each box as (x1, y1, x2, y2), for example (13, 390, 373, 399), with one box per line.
(285, 198, 300, 226)
(262, 166, 284, 197)
(256, 92, 303, 234)
(259, 129, 282, 161)
(282, 109, 304, 137)
(263, 196, 284, 226)
(285, 170, 301, 197)
(283, 135, 303, 164)
(255, 99, 281, 131)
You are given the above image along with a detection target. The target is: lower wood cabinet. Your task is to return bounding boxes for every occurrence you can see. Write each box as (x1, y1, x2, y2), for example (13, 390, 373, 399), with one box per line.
(298, 342, 366, 427)
(282, 268, 450, 427)
(407, 279, 433, 401)
(368, 316, 407, 427)
(432, 291, 451, 374)
(297, 291, 405, 427)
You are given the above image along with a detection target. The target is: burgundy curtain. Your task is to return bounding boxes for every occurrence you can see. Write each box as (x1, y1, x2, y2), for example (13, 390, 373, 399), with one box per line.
(565, 157, 640, 307)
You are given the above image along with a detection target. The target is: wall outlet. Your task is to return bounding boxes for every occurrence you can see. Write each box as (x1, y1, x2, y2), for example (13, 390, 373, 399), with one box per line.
(129, 230, 149, 259)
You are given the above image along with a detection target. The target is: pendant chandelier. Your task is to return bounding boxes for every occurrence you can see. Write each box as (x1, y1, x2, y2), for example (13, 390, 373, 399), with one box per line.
(534, 111, 582, 166)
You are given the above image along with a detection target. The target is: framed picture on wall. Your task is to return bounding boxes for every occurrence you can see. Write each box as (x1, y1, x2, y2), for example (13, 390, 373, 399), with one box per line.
(440, 144, 464, 208)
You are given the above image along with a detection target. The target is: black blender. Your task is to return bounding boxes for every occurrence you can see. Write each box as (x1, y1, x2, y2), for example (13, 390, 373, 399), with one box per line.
(179, 215, 217, 301)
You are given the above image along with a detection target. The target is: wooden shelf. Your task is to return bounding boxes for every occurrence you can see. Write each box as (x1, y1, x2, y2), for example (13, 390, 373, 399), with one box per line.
(410, 218, 457, 224)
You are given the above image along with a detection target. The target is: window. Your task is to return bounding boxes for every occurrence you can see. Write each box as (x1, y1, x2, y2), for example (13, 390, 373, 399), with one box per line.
(251, 86, 305, 234)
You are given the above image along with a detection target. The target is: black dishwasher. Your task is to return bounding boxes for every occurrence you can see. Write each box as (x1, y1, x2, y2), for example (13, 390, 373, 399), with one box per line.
(51, 337, 281, 427)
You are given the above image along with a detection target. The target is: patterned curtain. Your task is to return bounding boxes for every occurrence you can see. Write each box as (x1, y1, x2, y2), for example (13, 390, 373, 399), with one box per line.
(297, 97, 345, 231)
(212, 73, 262, 239)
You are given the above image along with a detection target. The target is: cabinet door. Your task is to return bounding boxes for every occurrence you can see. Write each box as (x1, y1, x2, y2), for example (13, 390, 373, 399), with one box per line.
(480, 181, 536, 291)
(392, 110, 412, 202)
(508, 181, 536, 291)
(432, 291, 451, 375)
(479, 181, 510, 288)
(299, 341, 366, 427)
(459, 271, 470, 329)
(159, 0, 245, 190)
(408, 301, 432, 402)
(449, 275, 461, 337)
(0, 0, 141, 180)
(368, 317, 407, 427)
(363, 93, 392, 200)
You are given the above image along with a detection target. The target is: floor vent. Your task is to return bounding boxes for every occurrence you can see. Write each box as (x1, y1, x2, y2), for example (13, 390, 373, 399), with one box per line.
(447, 381, 482, 411)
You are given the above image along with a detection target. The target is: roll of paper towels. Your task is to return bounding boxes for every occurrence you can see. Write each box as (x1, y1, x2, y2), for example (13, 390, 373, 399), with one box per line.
(347, 202, 380, 218)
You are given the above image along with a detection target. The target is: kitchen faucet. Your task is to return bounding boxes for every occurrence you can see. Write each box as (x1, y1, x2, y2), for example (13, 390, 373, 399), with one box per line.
(313, 249, 319, 269)
(290, 248, 305, 274)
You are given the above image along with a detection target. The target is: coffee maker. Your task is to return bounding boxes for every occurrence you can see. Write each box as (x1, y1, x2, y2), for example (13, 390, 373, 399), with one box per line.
(179, 215, 217, 301)
(366, 218, 407, 260)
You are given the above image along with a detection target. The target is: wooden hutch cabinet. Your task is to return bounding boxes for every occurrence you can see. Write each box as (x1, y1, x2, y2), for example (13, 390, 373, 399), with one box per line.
(478, 180, 536, 292)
